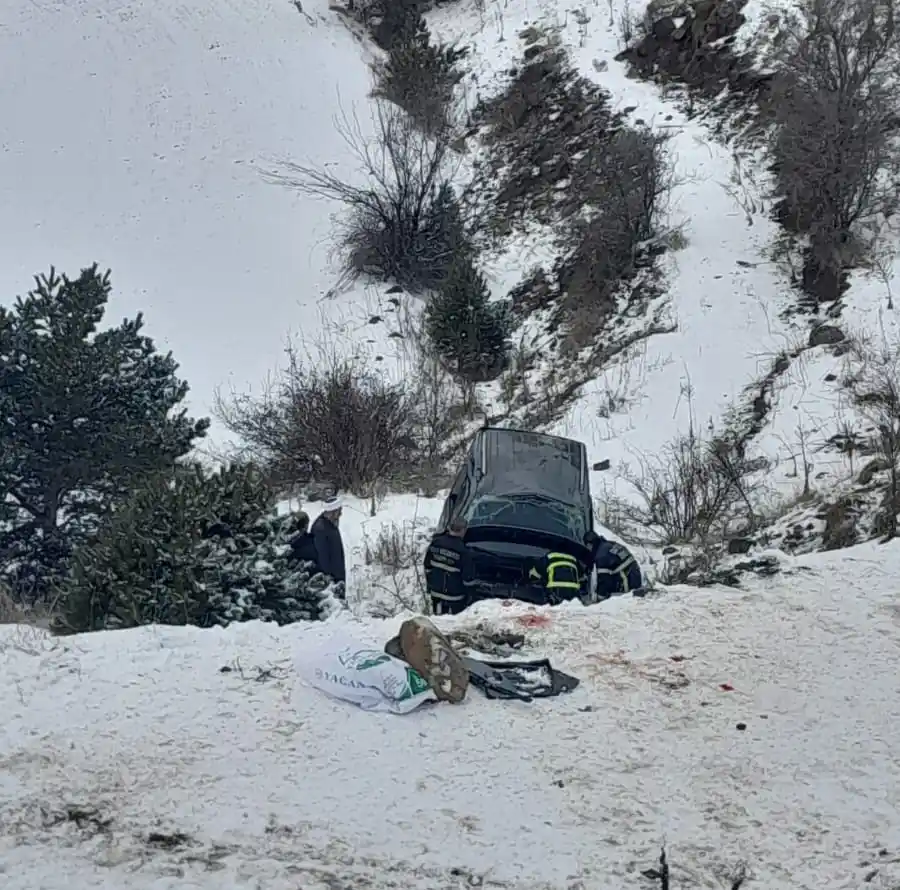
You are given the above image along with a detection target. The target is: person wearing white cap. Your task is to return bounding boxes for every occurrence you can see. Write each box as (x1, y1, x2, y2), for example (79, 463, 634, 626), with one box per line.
(311, 496, 346, 592)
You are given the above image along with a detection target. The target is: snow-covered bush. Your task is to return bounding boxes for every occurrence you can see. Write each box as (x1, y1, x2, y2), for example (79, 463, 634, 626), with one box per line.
(54, 463, 338, 634)
(424, 257, 513, 383)
(267, 102, 472, 293)
(372, 17, 468, 135)
(0, 264, 208, 604)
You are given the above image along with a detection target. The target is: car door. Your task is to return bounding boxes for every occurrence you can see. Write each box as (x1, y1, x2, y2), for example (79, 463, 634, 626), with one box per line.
(437, 462, 468, 531)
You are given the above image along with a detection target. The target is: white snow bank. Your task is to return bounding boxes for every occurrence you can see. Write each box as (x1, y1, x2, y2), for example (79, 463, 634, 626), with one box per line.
(2, 542, 899, 888)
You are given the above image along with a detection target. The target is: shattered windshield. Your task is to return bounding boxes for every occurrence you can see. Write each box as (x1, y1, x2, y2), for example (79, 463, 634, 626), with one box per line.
(464, 493, 588, 543)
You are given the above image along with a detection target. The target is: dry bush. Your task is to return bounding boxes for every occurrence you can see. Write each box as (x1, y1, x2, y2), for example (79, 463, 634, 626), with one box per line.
(216, 325, 468, 498)
(843, 332, 900, 538)
(215, 341, 419, 496)
(616, 426, 764, 546)
(364, 521, 419, 571)
(362, 519, 431, 615)
(266, 102, 469, 293)
(765, 0, 900, 301)
(0, 582, 56, 627)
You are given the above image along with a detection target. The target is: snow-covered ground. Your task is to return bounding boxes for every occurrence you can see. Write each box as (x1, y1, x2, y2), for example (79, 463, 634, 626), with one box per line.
(5, 0, 900, 877)
(3, 540, 900, 889)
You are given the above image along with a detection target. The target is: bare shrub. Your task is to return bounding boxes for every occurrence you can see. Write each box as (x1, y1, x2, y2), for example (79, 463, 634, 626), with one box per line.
(844, 332, 900, 538)
(617, 3, 637, 47)
(361, 519, 431, 614)
(266, 102, 469, 293)
(0, 582, 56, 627)
(364, 521, 419, 571)
(765, 0, 900, 301)
(215, 341, 419, 496)
(372, 18, 468, 136)
(616, 426, 764, 545)
(216, 323, 468, 498)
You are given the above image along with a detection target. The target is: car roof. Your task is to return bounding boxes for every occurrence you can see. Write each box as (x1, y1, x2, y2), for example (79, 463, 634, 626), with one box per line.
(473, 427, 586, 508)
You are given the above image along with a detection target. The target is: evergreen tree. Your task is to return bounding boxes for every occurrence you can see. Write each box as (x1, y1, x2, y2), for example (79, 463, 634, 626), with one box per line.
(0, 265, 208, 600)
(424, 259, 513, 382)
(56, 462, 337, 634)
(376, 18, 468, 134)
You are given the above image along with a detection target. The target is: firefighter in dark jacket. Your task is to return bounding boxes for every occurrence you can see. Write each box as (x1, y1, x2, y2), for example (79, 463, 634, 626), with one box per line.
(593, 537, 642, 597)
(524, 551, 583, 604)
(424, 519, 475, 615)
(311, 497, 347, 593)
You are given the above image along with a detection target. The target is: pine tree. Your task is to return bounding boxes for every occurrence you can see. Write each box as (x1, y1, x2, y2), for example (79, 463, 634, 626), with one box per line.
(376, 18, 468, 134)
(0, 265, 208, 600)
(424, 259, 513, 382)
(56, 463, 337, 634)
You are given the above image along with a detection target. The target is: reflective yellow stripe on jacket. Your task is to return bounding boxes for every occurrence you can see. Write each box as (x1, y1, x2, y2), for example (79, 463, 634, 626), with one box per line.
(545, 552, 581, 590)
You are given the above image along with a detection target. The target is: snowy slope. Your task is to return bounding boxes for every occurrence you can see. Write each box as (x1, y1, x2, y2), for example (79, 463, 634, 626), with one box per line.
(427, 0, 789, 483)
(3, 541, 900, 889)
(427, 0, 900, 511)
(5, 0, 895, 510)
(0, 0, 405, 441)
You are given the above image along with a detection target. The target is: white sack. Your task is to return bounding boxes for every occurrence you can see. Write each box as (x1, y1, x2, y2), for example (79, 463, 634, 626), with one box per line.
(295, 631, 435, 714)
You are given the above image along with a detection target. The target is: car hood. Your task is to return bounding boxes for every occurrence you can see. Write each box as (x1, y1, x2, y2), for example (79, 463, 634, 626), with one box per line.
(464, 524, 593, 562)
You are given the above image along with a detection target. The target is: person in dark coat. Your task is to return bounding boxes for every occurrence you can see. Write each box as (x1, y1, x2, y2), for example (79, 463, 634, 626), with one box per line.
(593, 536, 642, 597)
(423, 519, 476, 615)
(289, 511, 319, 567)
(311, 497, 347, 589)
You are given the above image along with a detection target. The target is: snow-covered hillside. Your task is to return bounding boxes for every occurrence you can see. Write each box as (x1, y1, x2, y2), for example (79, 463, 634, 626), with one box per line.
(3, 541, 900, 889)
(424, 0, 900, 526)
(4, 0, 899, 529)
(0, 0, 406, 439)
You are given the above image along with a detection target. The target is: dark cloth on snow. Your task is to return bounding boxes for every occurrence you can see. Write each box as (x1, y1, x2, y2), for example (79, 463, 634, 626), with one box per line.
(424, 533, 475, 615)
(593, 538, 642, 596)
(290, 532, 319, 568)
(311, 514, 346, 584)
